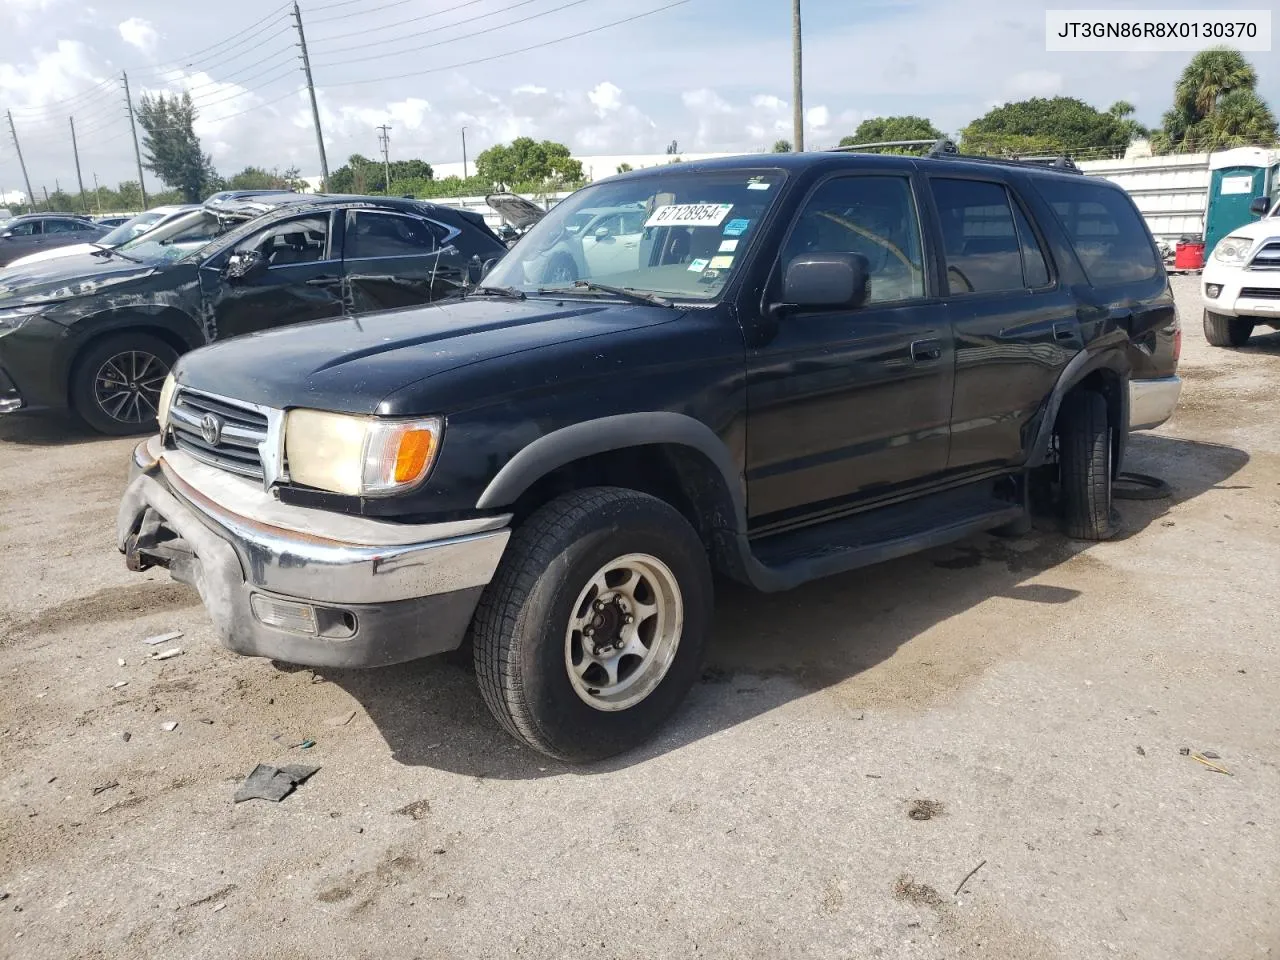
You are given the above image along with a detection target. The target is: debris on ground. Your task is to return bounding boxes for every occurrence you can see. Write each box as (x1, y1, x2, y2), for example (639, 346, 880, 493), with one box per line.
(120, 732, 131, 742)
(298, 739, 315, 750)
(324, 710, 357, 728)
(954, 859, 987, 895)
(1136, 746, 1146, 756)
(116, 658, 126, 667)
(395, 799, 432, 821)
(213, 903, 226, 913)
(233, 764, 320, 803)
(149, 648, 183, 661)
(1191, 753, 1232, 775)
(144, 630, 182, 646)
(110, 681, 128, 689)
(161, 721, 179, 732)
(907, 799, 945, 821)
(91, 781, 119, 796)
(1202, 750, 1221, 759)
(1179, 747, 1191, 756)
(893, 875, 943, 907)
(198, 718, 214, 725)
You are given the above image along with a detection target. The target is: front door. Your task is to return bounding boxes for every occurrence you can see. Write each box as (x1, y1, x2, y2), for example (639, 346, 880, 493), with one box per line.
(926, 176, 1077, 472)
(200, 212, 345, 341)
(744, 172, 954, 527)
(579, 210, 646, 277)
(342, 208, 468, 312)
(0, 218, 43, 265)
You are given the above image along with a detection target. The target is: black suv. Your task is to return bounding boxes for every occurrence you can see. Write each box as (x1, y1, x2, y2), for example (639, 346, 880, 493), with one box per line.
(0, 195, 506, 433)
(118, 147, 1181, 761)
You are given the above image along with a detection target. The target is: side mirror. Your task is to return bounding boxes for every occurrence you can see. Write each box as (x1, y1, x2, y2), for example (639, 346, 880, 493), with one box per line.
(1249, 196, 1271, 217)
(224, 250, 267, 284)
(594, 225, 611, 239)
(0, 232, 12, 240)
(776, 252, 870, 314)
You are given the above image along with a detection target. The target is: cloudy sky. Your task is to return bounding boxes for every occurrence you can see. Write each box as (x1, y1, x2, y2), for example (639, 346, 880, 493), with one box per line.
(1, 0, 1277, 199)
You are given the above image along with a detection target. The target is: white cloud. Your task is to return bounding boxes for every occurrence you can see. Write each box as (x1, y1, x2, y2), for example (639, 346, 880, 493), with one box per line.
(588, 81, 622, 115)
(118, 17, 158, 55)
(1005, 70, 1064, 99)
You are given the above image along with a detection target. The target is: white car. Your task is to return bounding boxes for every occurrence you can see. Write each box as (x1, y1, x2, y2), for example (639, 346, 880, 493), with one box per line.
(3, 205, 196, 270)
(1201, 196, 1280, 346)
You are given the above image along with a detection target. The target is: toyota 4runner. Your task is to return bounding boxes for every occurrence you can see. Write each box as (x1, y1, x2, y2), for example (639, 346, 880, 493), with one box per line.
(118, 146, 1182, 761)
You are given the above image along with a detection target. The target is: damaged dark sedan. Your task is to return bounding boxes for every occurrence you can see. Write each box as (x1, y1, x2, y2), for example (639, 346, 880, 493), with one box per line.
(0, 194, 507, 434)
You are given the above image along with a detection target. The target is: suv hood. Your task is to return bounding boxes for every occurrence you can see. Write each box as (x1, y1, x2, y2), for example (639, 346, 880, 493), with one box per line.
(486, 192, 547, 231)
(174, 296, 680, 415)
(0, 252, 158, 306)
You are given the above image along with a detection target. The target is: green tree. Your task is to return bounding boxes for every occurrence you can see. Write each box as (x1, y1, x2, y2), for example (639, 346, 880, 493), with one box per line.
(840, 116, 945, 150)
(616, 162, 633, 174)
(222, 166, 298, 191)
(1152, 47, 1277, 152)
(772, 139, 792, 153)
(329, 155, 433, 195)
(136, 90, 218, 202)
(1107, 101, 1150, 141)
(475, 137, 583, 188)
(960, 97, 1133, 156)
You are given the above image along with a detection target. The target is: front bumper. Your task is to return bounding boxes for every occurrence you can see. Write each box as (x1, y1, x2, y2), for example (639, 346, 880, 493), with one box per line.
(117, 437, 511, 668)
(1129, 376, 1182, 431)
(1202, 264, 1280, 323)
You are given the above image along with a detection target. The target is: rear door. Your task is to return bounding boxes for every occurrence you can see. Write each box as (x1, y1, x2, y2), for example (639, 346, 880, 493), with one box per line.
(342, 208, 468, 312)
(926, 175, 1078, 472)
(745, 170, 954, 524)
(0, 219, 43, 264)
(200, 211, 345, 341)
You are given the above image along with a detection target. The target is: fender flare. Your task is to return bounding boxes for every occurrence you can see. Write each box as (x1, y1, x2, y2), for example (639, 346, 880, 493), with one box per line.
(1026, 347, 1130, 469)
(475, 412, 747, 530)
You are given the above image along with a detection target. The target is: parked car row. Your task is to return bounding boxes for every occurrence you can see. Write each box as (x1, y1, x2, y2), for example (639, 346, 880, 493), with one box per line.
(0, 193, 508, 433)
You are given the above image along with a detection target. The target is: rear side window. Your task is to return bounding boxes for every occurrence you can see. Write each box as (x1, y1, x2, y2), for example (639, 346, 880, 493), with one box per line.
(45, 219, 83, 234)
(1034, 179, 1158, 285)
(930, 178, 1052, 294)
(346, 211, 439, 259)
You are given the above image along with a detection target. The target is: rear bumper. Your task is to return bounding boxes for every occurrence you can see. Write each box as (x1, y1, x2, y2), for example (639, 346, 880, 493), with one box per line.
(1129, 376, 1182, 431)
(117, 437, 511, 668)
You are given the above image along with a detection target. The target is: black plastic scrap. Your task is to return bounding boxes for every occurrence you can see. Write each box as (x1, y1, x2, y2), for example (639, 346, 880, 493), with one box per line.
(233, 764, 320, 803)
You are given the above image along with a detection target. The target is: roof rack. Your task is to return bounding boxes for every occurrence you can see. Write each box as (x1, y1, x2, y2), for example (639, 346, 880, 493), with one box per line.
(825, 138, 1084, 175)
(828, 137, 958, 157)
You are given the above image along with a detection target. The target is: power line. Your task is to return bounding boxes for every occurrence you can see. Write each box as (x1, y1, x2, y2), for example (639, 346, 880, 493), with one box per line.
(310, 0, 531, 44)
(309, 0, 415, 21)
(7, 80, 119, 118)
(141, 3, 292, 74)
(135, 26, 297, 83)
(316, 0, 590, 61)
(322, 0, 691, 88)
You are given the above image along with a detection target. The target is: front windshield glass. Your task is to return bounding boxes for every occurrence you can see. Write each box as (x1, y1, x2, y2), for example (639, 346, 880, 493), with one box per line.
(485, 169, 785, 300)
(116, 210, 227, 263)
(99, 211, 166, 247)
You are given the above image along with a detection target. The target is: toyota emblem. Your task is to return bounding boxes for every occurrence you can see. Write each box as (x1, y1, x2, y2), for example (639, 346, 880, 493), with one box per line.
(199, 413, 224, 446)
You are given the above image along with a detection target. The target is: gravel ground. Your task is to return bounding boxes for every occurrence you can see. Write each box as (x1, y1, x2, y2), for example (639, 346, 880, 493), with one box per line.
(1, 274, 1277, 960)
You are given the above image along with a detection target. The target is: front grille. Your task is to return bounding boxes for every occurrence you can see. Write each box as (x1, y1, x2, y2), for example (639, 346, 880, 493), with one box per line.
(168, 387, 271, 481)
(1240, 287, 1280, 300)
(1251, 242, 1280, 268)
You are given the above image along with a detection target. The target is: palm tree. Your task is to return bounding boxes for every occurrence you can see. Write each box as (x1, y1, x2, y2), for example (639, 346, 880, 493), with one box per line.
(1203, 89, 1279, 149)
(772, 139, 793, 153)
(1173, 47, 1256, 118)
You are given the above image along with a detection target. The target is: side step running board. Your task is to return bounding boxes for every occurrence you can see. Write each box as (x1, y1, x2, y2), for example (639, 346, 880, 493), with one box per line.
(740, 481, 1024, 593)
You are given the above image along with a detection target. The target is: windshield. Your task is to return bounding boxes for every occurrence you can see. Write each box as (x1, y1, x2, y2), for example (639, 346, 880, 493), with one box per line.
(484, 170, 785, 300)
(100, 211, 167, 247)
(116, 210, 228, 263)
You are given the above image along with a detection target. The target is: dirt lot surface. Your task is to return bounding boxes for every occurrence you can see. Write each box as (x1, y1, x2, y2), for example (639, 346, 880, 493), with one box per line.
(1, 274, 1278, 959)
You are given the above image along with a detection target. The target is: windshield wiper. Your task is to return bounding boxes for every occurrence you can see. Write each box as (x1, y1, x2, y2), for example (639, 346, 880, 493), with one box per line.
(538, 280, 673, 308)
(470, 284, 526, 301)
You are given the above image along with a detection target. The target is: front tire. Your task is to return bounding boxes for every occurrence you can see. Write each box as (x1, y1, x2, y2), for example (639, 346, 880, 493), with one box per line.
(1203, 309, 1253, 347)
(471, 488, 713, 762)
(71, 332, 177, 436)
(1058, 390, 1115, 541)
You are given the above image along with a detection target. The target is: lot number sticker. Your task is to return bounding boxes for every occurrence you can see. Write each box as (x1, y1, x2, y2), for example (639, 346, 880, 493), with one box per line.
(646, 203, 735, 228)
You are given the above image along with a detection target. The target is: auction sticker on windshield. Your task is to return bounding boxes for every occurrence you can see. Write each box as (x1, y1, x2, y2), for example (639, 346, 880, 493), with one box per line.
(645, 203, 735, 228)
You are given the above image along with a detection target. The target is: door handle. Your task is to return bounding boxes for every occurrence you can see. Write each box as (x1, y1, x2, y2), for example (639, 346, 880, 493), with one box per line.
(305, 276, 341, 286)
(1053, 321, 1076, 341)
(910, 339, 944, 362)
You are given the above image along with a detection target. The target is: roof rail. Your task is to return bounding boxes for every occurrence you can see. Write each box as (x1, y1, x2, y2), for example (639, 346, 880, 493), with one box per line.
(828, 137, 958, 157)
(1008, 155, 1082, 172)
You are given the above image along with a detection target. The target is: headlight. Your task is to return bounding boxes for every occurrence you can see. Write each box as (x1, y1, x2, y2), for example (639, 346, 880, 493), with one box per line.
(1212, 236, 1252, 265)
(284, 410, 443, 497)
(0, 305, 41, 337)
(156, 373, 177, 432)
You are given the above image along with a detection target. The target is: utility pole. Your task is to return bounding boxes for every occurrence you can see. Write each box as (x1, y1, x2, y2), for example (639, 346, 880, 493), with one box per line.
(791, 0, 804, 152)
(121, 72, 149, 208)
(376, 124, 391, 192)
(92, 172, 102, 215)
(5, 110, 35, 214)
(461, 127, 468, 179)
(42, 185, 50, 209)
(69, 117, 88, 214)
(293, 1, 330, 192)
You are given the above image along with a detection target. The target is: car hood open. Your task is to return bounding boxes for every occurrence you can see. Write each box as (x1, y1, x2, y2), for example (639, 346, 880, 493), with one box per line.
(486, 192, 548, 231)
(173, 296, 680, 415)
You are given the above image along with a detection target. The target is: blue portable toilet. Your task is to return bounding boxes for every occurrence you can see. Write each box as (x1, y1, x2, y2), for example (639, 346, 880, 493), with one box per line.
(1204, 147, 1280, 252)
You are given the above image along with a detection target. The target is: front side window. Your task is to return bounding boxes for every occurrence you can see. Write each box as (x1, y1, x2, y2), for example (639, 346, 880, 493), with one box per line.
(237, 215, 330, 267)
(345, 211, 438, 259)
(1034, 179, 1158, 285)
(781, 175, 925, 304)
(5, 220, 38, 236)
(483, 170, 787, 301)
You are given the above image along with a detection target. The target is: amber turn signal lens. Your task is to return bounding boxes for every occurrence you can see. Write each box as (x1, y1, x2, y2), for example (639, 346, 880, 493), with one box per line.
(394, 428, 437, 484)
